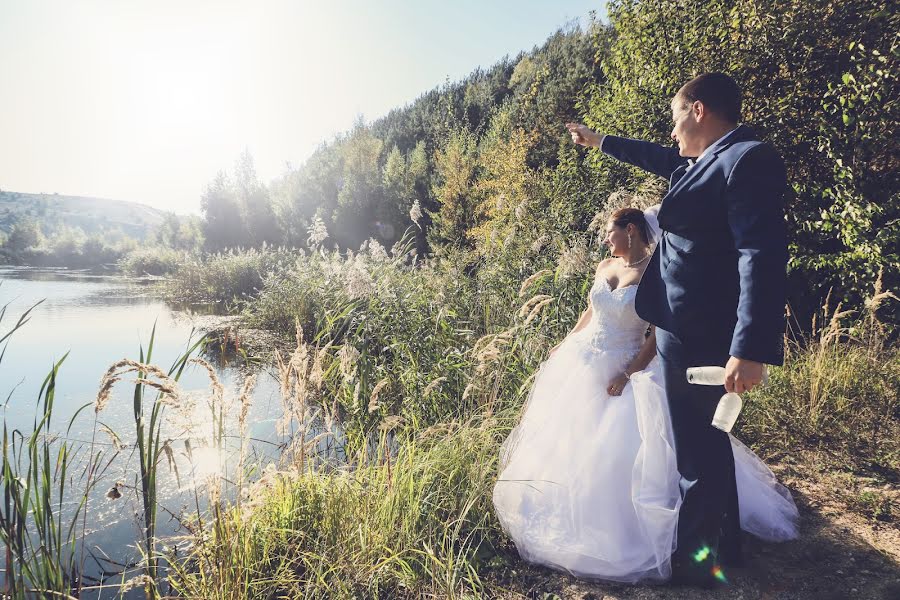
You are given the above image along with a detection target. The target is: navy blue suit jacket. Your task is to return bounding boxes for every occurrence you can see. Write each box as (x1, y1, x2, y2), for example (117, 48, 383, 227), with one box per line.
(602, 126, 788, 365)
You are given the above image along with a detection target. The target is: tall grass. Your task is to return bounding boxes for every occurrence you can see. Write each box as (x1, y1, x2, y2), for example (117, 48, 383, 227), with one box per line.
(166, 414, 506, 599)
(0, 296, 91, 598)
(739, 274, 900, 470)
(1, 238, 896, 599)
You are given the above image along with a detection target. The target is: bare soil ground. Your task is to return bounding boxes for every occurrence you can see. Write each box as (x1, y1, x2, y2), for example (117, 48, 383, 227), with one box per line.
(487, 454, 900, 600)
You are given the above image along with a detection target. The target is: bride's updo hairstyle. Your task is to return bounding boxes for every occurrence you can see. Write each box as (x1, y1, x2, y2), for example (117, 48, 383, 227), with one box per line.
(610, 208, 652, 246)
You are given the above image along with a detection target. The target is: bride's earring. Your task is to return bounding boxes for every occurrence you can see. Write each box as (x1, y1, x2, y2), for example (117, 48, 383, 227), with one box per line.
(627, 233, 633, 249)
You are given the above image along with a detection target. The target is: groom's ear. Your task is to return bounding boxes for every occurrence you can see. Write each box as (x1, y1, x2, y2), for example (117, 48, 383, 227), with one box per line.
(692, 100, 706, 122)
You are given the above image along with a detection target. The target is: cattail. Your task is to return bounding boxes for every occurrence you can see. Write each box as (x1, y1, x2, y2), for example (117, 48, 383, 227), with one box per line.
(519, 269, 552, 297)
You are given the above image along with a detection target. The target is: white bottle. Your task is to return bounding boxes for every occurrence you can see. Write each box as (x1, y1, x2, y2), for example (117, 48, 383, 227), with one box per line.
(711, 392, 743, 433)
(685, 366, 727, 385)
(686, 365, 768, 386)
(685, 365, 766, 433)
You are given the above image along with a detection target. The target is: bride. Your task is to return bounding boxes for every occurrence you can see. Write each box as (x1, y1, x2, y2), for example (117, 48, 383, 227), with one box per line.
(492, 206, 798, 583)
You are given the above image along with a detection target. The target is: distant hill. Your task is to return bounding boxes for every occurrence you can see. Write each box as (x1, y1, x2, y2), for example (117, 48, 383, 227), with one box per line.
(0, 191, 169, 240)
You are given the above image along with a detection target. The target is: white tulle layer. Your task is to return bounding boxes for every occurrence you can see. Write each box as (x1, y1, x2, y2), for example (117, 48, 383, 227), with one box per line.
(493, 334, 798, 583)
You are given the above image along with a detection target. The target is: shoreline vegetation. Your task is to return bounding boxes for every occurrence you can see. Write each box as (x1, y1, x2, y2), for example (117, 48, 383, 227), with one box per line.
(2, 0, 897, 597)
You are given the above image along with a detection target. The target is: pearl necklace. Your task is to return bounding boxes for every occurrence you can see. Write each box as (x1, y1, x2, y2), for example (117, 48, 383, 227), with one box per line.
(622, 254, 651, 268)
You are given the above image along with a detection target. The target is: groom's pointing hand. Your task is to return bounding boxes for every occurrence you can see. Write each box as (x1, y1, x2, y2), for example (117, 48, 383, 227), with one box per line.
(724, 356, 766, 394)
(565, 123, 603, 148)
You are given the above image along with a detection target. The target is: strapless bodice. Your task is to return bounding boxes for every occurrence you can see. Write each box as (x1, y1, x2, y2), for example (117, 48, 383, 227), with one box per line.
(580, 276, 647, 353)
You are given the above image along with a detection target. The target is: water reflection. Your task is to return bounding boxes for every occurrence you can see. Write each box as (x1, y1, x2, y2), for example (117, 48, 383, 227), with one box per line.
(0, 267, 292, 598)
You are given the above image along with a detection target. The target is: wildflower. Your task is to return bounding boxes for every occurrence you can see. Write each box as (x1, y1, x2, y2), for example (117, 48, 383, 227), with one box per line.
(409, 199, 424, 228)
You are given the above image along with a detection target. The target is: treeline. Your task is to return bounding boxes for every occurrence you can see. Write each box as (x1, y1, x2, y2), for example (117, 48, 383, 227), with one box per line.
(199, 24, 603, 257)
(0, 214, 202, 270)
(197, 1, 896, 327)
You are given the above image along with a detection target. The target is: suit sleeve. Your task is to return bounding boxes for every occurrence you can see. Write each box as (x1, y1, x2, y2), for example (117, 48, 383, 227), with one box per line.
(726, 144, 789, 365)
(601, 135, 687, 179)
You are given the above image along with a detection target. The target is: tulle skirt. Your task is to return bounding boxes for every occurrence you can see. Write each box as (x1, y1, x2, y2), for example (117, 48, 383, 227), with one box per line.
(493, 333, 798, 583)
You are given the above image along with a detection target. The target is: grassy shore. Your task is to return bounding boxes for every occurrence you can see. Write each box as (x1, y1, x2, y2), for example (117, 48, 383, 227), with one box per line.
(164, 245, 898, 598)
(3, 244, 898, 598)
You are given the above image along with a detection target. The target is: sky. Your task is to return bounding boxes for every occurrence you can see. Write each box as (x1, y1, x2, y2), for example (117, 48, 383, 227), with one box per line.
(0, 1, 605, 215)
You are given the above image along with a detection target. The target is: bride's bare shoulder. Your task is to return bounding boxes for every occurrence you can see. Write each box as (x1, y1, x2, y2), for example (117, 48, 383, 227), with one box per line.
(595, 258, 616, 275)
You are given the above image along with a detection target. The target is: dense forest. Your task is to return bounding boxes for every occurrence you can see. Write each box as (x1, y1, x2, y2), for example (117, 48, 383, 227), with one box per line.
(192, 0, 896, 326)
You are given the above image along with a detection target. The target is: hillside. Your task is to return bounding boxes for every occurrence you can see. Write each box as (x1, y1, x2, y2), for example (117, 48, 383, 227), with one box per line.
(0, 190, 169, 240)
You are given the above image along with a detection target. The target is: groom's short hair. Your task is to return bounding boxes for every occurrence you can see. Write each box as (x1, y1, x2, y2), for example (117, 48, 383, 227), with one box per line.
(674, 73, 742, 124)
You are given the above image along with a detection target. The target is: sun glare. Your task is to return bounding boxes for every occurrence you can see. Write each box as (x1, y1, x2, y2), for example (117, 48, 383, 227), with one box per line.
(188, 445, 223, 482)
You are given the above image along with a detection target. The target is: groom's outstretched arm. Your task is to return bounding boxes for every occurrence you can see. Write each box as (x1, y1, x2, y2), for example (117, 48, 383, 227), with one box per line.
(600, 135, 686, 179)
(726, 144, 789, 366)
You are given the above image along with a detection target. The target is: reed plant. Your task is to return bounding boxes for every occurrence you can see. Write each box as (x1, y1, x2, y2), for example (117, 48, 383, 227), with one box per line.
(738, 272, 899, 471)
(0, 297, 93, 598)
(166, 412, 507, 599)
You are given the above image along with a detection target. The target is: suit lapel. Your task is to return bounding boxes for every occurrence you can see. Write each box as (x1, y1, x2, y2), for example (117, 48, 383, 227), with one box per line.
(658, 125, 753, 223)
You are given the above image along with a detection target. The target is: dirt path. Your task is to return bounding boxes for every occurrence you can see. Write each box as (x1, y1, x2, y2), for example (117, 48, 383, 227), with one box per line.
(488, 460, 900, 599)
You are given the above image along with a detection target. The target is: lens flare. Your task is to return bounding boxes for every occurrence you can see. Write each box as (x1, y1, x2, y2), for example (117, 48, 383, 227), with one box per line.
(711, 565, 728, 583)
(692, 545, 711, 562)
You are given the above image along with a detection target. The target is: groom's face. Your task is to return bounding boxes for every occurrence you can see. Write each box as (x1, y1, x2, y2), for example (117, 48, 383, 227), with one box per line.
(670, 98, 702, 157)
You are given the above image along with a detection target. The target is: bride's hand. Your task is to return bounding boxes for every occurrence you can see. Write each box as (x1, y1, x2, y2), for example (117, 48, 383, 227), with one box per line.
(606, 373, 629, 397)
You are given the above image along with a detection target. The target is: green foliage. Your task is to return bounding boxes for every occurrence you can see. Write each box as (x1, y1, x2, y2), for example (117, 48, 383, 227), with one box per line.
(585, 0, 898, 324)
(428, 128, 479, 248)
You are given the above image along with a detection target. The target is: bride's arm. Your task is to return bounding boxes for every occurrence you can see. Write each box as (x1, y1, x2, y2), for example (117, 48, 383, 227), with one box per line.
(607, 326, 657, 396)
(548, 303, 594, 357)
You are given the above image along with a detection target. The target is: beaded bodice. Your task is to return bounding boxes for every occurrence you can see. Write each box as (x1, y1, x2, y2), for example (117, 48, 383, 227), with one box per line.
(583, 275, 647, 353)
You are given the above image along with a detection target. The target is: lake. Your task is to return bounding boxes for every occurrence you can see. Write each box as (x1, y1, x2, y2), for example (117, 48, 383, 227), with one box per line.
(0, 266, 289, 597)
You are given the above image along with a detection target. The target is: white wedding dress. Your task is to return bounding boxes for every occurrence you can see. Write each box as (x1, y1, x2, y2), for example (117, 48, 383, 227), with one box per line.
(493, 273, 799, 583)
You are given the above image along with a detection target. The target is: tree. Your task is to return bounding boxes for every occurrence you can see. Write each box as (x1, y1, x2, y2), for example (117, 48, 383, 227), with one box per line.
(201, 171, 246, 251)
(4, 218, 42, 253)
(235, 150, 281, 247)
(428, 129, 478, 248)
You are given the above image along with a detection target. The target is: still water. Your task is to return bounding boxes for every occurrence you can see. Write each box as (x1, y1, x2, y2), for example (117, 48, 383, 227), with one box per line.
(0, 267, 287, 596)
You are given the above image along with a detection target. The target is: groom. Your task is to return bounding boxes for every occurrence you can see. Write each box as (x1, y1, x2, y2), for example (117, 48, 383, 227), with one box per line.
(568, 73, 787, 587)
